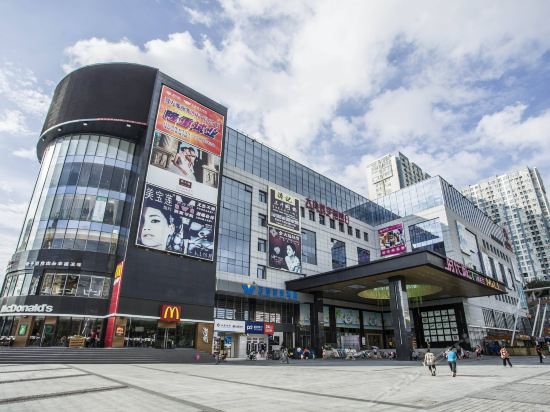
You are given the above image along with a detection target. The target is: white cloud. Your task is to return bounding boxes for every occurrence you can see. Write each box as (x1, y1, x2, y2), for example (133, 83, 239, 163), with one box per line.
(0, 110, 27, 133)
(0, 202, 27, 274)
(0, 64, 51, 118)
(12, 147, 36, 160)
(475, 103, 550, 150)
(60, 1, 550, 192)
(183, 6, 214, 26)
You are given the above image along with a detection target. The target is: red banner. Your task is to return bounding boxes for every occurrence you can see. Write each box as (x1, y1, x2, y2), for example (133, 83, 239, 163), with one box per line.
(264, 322, 275, 335)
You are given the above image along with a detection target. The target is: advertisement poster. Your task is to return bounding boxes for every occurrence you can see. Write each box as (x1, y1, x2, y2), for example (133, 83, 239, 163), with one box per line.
(148, 131, 220, 204)
(137, 183, 216, 260)
(335, 307, 360, 328)
(268, 226, 302, 273)
(378, 223, 406, 256)
(363, 311, 383, 329)
(155, 85, 224, 157)
(137, 85, 225, 262)
(268, 188, 300, 233)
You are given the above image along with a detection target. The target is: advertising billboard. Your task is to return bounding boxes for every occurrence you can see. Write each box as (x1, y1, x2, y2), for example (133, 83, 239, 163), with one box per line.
(268, 226, 302, 273)
(137, 183, 216, 260)
(363, 311, 383, 330)
(155, 85, 224, 157)
(335, 307, 360, 328)
(378, 223, 406, 257)
(268, 188, 300, 233)
(137, 85, 224, 262)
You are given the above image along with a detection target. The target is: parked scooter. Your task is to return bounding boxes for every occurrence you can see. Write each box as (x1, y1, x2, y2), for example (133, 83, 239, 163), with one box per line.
(248, 350, 257, 360)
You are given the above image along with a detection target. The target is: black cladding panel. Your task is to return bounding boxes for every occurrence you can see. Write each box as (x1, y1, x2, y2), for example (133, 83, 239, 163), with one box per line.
(42, 63, 158, 134)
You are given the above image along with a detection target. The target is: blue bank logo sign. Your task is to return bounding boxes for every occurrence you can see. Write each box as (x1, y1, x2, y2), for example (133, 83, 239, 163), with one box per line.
(241, 283, 298, 301)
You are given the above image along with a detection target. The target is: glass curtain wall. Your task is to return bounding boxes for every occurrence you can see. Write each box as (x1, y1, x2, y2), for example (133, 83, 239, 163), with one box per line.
(16, 134, 137, 254)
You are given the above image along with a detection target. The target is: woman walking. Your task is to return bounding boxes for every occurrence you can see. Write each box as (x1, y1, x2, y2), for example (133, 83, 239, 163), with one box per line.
(423, 349, 437, 376)
(500, 346, 512, 367)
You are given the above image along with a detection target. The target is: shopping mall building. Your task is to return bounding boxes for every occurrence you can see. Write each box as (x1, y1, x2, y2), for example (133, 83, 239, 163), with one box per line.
(0, 63, 530, 359)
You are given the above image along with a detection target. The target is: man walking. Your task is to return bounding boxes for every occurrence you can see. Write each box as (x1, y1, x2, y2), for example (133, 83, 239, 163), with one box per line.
(423, 349, 437, 376)
(536, 344, 545, 364)
(447, 347, 457, 377)
(500, 346, 512, 367)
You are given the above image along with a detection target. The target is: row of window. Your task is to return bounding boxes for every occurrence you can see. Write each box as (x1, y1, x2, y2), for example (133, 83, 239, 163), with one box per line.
(225, 128, 367, 214)
(258, 190, 370, 242)
(1, 272, 111, 299)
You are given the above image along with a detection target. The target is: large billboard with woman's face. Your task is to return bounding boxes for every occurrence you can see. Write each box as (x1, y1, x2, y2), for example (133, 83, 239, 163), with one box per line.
(268, 226, 302, 274)
(136, 85, 224, 261)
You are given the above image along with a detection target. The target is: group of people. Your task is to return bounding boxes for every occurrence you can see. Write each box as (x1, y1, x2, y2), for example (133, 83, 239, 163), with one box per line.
(423, 345, 516, 377)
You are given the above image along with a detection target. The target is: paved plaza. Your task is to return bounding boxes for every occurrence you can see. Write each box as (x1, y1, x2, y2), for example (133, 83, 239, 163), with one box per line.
(0, 357, 548, 411)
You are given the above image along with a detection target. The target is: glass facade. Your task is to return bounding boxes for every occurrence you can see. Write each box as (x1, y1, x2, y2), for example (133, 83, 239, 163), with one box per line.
(216, 177, 252, 276)
(331, 240, 346, 269)
(408, 218, 446, 255)
(223, 128, 368, 213)
(301, 229, 317, 265)
(17, 134, 137, 255)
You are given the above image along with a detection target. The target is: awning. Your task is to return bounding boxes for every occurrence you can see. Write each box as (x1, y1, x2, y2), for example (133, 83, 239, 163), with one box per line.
(286, 250, 506, 304)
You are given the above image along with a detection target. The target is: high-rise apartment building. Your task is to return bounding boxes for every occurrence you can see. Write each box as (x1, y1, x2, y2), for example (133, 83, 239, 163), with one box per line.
(367, 152, 430, 198)
(461, 167, 550, 281)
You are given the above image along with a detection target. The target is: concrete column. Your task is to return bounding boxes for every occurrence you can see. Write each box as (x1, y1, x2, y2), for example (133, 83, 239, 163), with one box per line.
(389, 276, 412, 360)
(311, 292, 325, 356)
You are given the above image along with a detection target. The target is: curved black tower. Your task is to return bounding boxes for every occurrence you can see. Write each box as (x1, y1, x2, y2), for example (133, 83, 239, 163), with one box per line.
(0, 63, 227, 349)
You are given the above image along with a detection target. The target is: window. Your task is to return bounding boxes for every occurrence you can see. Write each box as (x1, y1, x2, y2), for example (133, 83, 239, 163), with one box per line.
(301, 229, 317, 265)
(259, 190, 267, 203)
(330, 219, 335, 229)
(363, 232, 369, 242)
(319, 215, 325, 225)
(331, 239, 346, 269)
(40, 273, 54, 295)
(258, 213, 267, 227)
(347, 225, 353, 235)
(309, 210, 315, 221)
(301, 207, 305, 218)
(355, 229, 360, 239)
(257, 265, 267, 279)
(258, 238, 267, 252)
(357, 247, 370, 264)
(339, 222, 344, 232)
(409, 218, 445, 255)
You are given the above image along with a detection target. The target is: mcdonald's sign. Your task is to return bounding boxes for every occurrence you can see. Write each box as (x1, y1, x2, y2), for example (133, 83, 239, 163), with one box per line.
(160, 304, 182, 321)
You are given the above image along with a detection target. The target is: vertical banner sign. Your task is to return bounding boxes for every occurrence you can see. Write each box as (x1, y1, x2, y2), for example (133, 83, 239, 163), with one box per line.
(378, 223, 406, 257)
(268, 227, 302, 273)
(268, 188, 300, 233)
(136, 85, 225, 261)
(267, 188, 302, 273)
(105, 261, 124, 348)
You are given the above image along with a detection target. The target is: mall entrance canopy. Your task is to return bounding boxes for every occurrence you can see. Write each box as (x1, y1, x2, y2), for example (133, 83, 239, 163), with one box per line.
(286, 250, 506, 360)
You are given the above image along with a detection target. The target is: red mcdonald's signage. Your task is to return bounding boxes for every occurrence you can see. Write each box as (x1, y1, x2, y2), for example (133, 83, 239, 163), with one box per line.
(160, 304, 182, 322)
(264, 322, 275, 335)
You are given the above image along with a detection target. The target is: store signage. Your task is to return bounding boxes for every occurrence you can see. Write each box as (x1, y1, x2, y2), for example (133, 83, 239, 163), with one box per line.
(269, 188, 300, 233)
(241, 283, 298, 301)
(0, 304, 53, 313)
(214, 319, 246, 333)
(306, 198, 349, 224)
(444, 258, 504, 292)
(264, 322, 275, 335)
(245, 321, 264, 334)
(160, 304, 182, 321)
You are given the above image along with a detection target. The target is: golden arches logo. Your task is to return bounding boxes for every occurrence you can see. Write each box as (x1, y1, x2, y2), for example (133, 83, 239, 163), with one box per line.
(160, 304, 181, 321)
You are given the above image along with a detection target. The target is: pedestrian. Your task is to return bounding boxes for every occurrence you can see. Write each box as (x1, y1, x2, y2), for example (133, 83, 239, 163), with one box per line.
(500, 346, 512, 367)
(475, 345, 482, 360)
(447, 347, 457, 377)
(535, 344, 545, 364)
(423, 349, 437, 376)
(281, 346, 289, 364)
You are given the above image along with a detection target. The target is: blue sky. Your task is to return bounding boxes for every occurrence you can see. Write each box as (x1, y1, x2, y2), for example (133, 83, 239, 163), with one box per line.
(1, 1, 550, 273)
